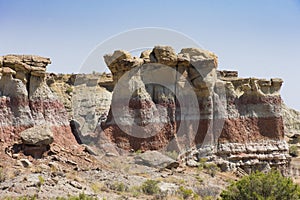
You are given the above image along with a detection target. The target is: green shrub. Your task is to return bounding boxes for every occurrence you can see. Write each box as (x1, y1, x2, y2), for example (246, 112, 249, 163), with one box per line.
(129, 186, 142, 197)
(177, 186, 199, 199)
(90, 182, 106, 194)
(204, 163, 219, 177)
(66, 87, 73, 94)
(141, 179, 161, 195)
(36, 175, 45, 191)
(220, 170, 300, 200)
(38, 175, 45, 185)
(195, 175, 203, 183)
(198, 159, 219, 177)
(289, 145, 299, 157)
(197, 157, 208, 170)
(135, 149, 142, 154)
(110, 182, 128, 192)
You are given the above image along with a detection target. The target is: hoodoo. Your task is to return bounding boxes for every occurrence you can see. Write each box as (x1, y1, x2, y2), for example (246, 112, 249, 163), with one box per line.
(100, 46, 289, 172)
(0, 55, 79, 150)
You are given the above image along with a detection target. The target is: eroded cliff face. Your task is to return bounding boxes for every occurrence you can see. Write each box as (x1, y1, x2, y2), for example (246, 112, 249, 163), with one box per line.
(219, 76, 283, 142)
(282, 103, 300, 138)
(101, 46, 220, 151)
(100, 46, 290, 172)
(0, 48, 293, 172)
(46, 73, 112, 144)
(0, 55, 78, 149)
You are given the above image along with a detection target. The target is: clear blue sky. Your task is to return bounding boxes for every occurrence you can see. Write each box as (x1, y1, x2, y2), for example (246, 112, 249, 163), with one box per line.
(1, 0, 300, 110)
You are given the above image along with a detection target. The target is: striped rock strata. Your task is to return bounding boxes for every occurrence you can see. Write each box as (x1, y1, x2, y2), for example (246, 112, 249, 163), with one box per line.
(100, 46, 290, 171)
(0, 55, 78, 151)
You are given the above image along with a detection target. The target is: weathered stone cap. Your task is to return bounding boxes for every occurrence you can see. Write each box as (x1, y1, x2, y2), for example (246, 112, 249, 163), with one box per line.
(104, 46, 218, 69)
(179, 47, 218, 69)
(1, 67, 16, 75)
(0, 54, 51, 70)
(104, 46, 218, 81)
(0, 54, 51, 79)
(4, 54, 51, 66)
(150, 45, 178, 67)
(104, 50, 132, 67)
(103, 50, 143, 81)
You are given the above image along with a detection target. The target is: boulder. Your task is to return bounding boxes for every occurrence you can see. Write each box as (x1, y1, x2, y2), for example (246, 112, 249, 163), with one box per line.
(104, 50, 144, 82)
(180, 47, 218, 68)
(104, 50, 132, 67)
(140, 49, 152, 60)
(151, 46, 178, 67)
(135, 151, 179, 169)
(20, 124, 54, 146)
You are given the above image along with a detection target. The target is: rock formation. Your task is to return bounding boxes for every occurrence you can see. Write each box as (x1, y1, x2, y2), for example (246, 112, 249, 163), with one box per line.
(282, 103, 300, 138)
(214, 72, 288, 172)
(46, 73, 112, 144)
(0, 47, 293, 172)
(0, 55, 79, 155)
(1, 50, 298, 199)
(100, 46, 290, 172)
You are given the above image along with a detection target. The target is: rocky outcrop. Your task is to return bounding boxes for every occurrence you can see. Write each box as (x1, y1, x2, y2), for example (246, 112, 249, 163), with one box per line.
(46, 73, 112, 144)
(0, 48, 291, 172)
(101, 46, 219, 151)
(216, 141, 289, 173)
(0, 55, 78, 151)
(100, 46, 290, 171)
(219, 76, 283, 142)
(282, 103, 300, 138)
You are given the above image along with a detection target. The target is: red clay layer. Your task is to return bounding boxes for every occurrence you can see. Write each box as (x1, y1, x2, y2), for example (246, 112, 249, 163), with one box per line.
(102, 94, 284, 151)
(219, 116, 284, 143)
(0, 97, 78, 148)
